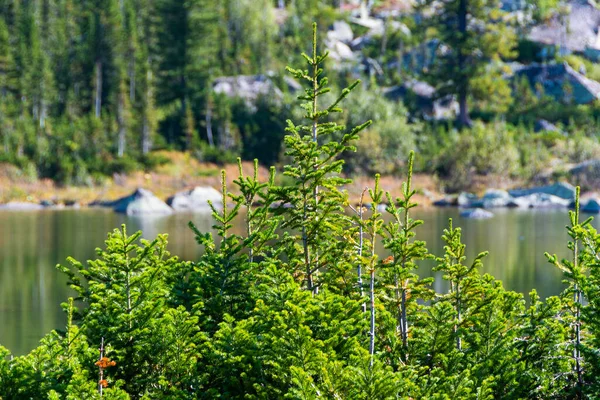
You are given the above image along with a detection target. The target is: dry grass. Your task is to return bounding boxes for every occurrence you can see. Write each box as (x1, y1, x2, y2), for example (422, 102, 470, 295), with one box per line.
(0, 152, 271, 205)
(5, 152, 542, 208)
(348, 173, 439, 207)
(0, 152, 449, 206)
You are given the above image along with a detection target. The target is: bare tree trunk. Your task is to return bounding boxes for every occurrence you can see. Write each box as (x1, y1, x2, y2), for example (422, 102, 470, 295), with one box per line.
(457, 0, 471, 127)
(369, 267, 375, 365)
(456, 283, 462, 350)
(142, 63, 153, 155)
(129, 58, 135, 103)
(572, 190, 583, 399)
(206, 99, 214, 147)
(401, 285, 407, 348)
(97, 337, 105, 396)
(95, 60, 102, 118)
(379, 19, 388, 64)
(575, 286, 583, 399)
(117, 84, 126, 158)
(358, 191, 366, 313)
(458, 88, 471, 128)
(39, 98, 46, 129)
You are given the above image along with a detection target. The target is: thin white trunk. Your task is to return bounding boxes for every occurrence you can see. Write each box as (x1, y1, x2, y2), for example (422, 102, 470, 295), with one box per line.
(206, 101, 214, 147)
(95, 61, 102, 118)
(142, 65, 153, 155)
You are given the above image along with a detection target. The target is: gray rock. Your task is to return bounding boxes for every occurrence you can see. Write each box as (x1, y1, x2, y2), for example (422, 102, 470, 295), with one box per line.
(109, 188, 173, 215)
(460, 208, 494, 219)
(457, 192, 478, 207)
(433, 195, 456, 207)
(167, 186, 222, 212)
(349, 16, 385, 35)
(327, 21, 353, 43)
(213, 75, 283, 110)
(326, 39, 355, 61)
(509, 182, 576, 201)
(582, 198, 600, 213)
(0, 201, 44, 211)
(534, 119, 563, 134)
(507, 193, 570, 208)
(570, 160, 600, 189)
(472, 189, 512, 208)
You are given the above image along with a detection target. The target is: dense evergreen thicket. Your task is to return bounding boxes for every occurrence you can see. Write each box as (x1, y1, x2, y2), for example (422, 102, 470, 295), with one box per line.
(1, 26, 600, 399)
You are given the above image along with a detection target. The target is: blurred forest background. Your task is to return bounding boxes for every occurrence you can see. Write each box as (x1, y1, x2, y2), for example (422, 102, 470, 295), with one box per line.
(1, 0, 600, 193)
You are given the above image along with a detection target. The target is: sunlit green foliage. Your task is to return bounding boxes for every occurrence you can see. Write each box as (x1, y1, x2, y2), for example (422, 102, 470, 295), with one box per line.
(2, 25, 600, 400)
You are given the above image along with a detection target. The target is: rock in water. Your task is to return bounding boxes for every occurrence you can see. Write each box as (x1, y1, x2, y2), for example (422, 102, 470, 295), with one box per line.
(433, 195, 456, 207)
(582, 198, 600, 213)
(507, 193, 570, 208)
(460, 208, 494, 219)
(471, 189, 512, 208)
(111, 188, 173, 215)
(167, 186, 222, 212)
(457, 192, 478, 207)
(509, 182, 575, 201)
(0, 201, 44, 211)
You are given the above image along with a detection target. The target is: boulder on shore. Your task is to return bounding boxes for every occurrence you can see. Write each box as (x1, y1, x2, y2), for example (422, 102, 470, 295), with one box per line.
(167, 186, 222, 212)
(433, 195, 456, 207)
(508, 182, 575, 201)
(460, 208, 494, 219)
(100, 188, 173, 215)
(471, 189, 512, 208)
(582, 198, 600, 213)
(507, 193, 570, 208)
(457, 192, 478, 207)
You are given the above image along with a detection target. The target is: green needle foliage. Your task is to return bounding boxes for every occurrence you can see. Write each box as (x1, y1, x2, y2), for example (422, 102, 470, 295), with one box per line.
(273, 23, 371, 294)
(380, 151, 433, 362)
(5, 24, 600, 400)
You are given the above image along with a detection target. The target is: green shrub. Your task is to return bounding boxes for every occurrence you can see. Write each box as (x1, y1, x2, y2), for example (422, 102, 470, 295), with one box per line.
(435, 122, 519, 191)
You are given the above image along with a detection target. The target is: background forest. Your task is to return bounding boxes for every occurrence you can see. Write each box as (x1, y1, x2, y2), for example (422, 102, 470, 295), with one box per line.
(2, 0, 600, 193)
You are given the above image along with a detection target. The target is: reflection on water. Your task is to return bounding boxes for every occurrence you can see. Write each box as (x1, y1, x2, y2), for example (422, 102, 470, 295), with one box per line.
(0, 207, 577, 355)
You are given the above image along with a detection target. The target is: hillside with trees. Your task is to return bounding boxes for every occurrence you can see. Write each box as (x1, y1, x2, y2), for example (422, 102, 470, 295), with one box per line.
(2, 0, 600, 195)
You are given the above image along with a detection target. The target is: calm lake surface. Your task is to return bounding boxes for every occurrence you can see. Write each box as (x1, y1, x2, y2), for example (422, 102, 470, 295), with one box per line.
(0, 207, 579, 355)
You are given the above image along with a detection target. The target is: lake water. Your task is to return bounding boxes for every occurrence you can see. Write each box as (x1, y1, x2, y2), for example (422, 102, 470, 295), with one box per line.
(0, 207, 579, 356)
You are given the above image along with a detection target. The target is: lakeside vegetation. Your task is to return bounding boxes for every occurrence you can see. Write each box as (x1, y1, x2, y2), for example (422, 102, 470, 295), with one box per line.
(2, 0, 600, 194)
(1, 27, 600, 399)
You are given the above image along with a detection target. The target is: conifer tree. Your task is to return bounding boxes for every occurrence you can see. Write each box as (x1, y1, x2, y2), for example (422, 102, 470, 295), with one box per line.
(546, 187, 590, 398)
(419, 0, 516, 126)
(274, 23, 370, 294)
(381, 151, 432, 358)
(434, 219, 488, 350)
